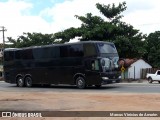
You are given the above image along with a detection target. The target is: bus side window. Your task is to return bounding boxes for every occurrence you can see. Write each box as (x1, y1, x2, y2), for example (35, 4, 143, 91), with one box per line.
(91, 60, 99, 71)
(4, 51, 14, 61)
(84, 43, 97, 57)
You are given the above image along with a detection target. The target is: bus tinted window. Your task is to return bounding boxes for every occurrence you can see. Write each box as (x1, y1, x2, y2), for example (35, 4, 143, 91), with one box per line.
(15, 49, 33, 60)
(69, 44, 84, 57)
(15, 50, 22, 59)
(97, 43, 117, 53)
(60, 46, 69, 57)
(33, 48, 49, 59)
(44, 47, 60, 58)
(51, 47, 60, 58)
(4, 51, 14, 61)
(33, 48, 42, 59)
(33, 47, 60, 59)
(84, 43, 97, 56)
(40, 47, 53, 59)
(22, 49, 33, 59)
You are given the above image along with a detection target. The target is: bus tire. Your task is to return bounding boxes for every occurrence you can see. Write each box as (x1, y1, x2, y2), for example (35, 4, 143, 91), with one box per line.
(25, 76, 32, 87)
(76, 77, 86, 89)
(16, 76, 25, 87)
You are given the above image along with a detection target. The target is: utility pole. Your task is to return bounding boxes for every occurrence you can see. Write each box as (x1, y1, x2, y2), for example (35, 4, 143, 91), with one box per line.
(0, 26, 7, 66)
(0, 26, 7, 49)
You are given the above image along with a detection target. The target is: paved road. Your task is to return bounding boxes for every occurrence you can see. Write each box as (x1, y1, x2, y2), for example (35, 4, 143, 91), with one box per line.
(0, 81, 160, 113)
(0, 81, 159, 93)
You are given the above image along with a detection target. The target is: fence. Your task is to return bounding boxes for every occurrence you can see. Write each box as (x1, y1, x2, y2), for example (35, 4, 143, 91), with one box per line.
(140, 68, 159, 79)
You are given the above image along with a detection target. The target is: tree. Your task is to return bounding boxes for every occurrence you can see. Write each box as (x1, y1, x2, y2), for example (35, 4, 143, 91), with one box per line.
(54, 2, 146, 58)
(145, 31, 160, 67)
(54, 27, 81, 43)
(54, 2, 127, 42)
(96, 2, 126, 23)
(6, 2, 147, 60)
(7, 32, 56, 48)
(113, 22, 146, 58)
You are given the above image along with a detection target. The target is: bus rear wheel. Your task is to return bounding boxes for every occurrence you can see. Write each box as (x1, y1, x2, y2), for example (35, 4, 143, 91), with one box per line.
(17, 76, 25, 87)
(25, 76, 32, 87)
(76, 77, 86, 89)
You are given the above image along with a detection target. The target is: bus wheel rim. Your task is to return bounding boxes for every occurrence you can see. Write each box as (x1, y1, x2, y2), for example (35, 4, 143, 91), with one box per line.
(26, 77, 32, 87)
(78, 79, 83, 87)
(18, 78, 23, 86)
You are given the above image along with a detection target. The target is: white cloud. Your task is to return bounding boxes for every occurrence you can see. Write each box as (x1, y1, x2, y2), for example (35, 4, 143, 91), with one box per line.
(0, 0, 51, 42)
(41, 0, 124, 32)
(122, 0, 160, 34)
(42, 0, 160, 35)
(1, 0, 160, 43)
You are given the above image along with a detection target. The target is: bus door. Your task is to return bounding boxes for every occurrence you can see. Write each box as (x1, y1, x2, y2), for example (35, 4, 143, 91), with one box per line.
(84, 59, 101, 85)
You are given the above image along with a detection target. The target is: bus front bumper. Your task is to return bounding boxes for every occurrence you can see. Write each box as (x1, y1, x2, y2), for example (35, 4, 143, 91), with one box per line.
(101, 76, 121, 84)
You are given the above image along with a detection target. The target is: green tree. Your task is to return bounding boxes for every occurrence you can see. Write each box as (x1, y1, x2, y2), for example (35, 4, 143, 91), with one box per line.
(145, 31, 160, 67)
(96, 2, 126, 22)
(54, 2, 146, 58)
(54, 2, 127, 42)
(113, 22, 146, 58)
(7, 32, 56, 48)
(6, 2, 147, 59)
(54, 27, 81, 43)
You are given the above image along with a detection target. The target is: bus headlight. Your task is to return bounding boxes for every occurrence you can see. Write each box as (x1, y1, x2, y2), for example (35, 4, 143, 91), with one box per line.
(118, 76, 121, 79)
(102, 77, 109, 80)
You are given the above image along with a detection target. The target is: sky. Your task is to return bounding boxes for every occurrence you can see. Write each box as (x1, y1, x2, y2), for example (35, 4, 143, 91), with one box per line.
(0, 0, 160, 43)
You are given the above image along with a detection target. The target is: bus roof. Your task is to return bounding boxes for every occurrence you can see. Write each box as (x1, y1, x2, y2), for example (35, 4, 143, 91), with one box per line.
(4, 41, 114, 51)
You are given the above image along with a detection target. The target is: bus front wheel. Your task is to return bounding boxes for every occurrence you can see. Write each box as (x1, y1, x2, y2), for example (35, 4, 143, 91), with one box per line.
(17, 76, 25, 87)
(76, 77, 86, 89)
(25, 76, 32, 87)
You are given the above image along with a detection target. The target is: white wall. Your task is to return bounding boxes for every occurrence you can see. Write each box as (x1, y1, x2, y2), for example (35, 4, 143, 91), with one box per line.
(128, 59, 152, 79)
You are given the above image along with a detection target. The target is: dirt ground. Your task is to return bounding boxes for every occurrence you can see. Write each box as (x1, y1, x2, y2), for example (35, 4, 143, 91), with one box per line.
(0, 90, 160, 120)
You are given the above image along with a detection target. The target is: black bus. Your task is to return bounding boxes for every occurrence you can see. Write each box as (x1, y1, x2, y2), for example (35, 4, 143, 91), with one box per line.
(3, 41, 121, 89)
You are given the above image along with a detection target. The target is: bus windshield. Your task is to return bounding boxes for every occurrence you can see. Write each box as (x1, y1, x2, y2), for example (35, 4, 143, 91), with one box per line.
(101, 57, 119, 72)
(97, 43, 117, 54)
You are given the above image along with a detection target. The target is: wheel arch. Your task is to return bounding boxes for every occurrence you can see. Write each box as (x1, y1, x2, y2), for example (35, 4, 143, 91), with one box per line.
(15, 74, 23, 82)
(24, 74, 32, 79)
(73, 73, 85, 84)
(15, 74, 25, 87)
(24, 74, 33, 87)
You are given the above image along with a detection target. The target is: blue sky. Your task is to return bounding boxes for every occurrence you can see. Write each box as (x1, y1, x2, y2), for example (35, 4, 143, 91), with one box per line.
(27, 0, 54, 15)
(28, 0, 56, 22)
(26, 0, 63, 15)
(10, 0, 65, 22)
(0, 0, 160, 42)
